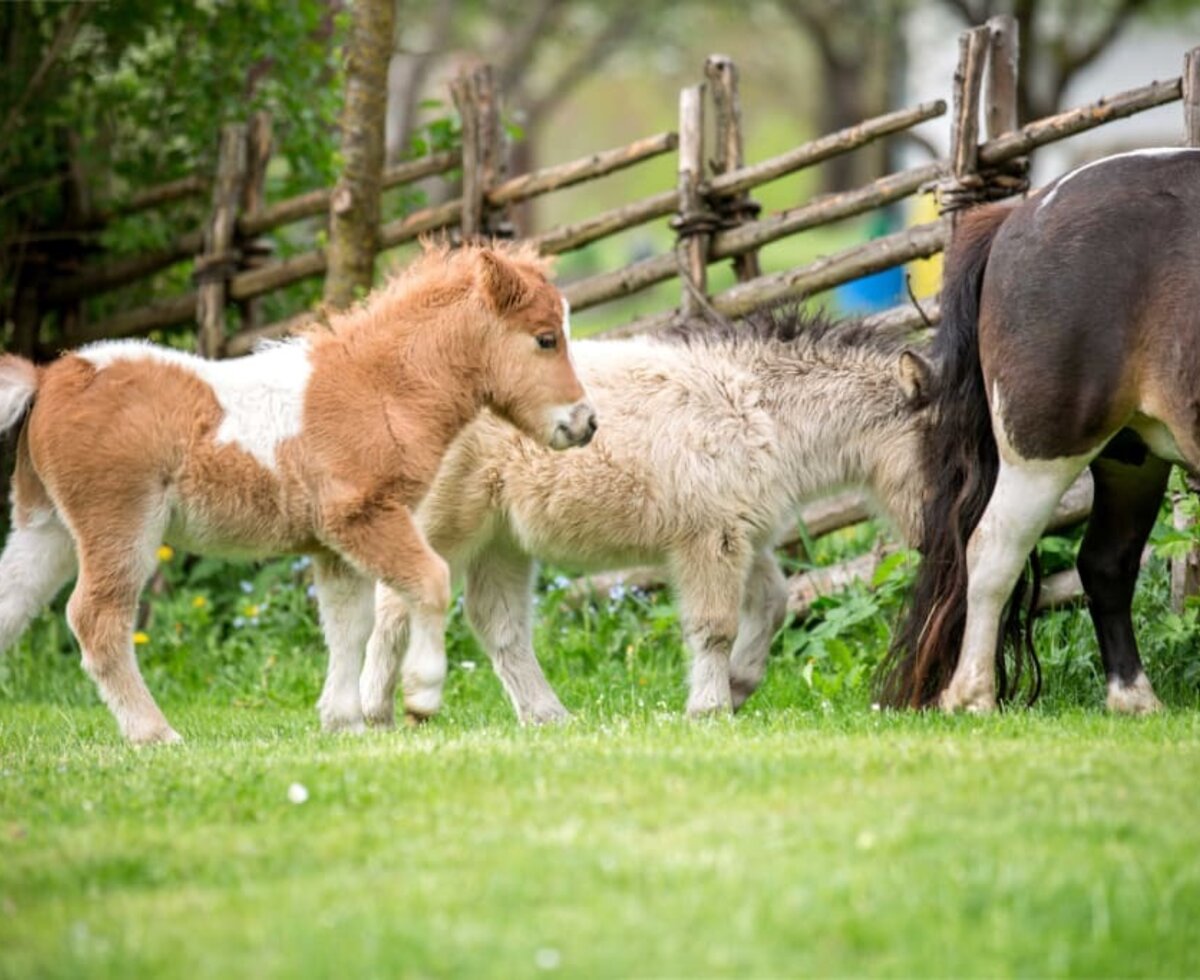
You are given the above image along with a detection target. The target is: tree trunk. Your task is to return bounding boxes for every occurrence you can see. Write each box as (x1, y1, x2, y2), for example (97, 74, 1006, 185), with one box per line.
(324, 0, 394, 310)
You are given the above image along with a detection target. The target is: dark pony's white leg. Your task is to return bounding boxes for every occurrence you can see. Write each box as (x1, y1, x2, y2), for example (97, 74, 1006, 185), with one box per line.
(313, 554, 374, 733)
(943, 451, 1090, 712)
(728, 549, 788, 711)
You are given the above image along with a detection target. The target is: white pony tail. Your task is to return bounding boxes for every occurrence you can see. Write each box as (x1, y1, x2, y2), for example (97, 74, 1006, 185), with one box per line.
(0, 355, 38, 433)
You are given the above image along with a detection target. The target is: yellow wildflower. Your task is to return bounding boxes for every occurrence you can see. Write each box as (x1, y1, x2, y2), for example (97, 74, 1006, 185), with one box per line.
(192, 595, 208, 609)
(156, 545, 174, 562)
(132, 632, 150, 645)
(243, 604, 260, 618)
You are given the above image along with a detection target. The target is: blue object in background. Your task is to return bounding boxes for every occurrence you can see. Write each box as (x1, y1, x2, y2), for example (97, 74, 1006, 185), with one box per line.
(834, 263, 905, 314)
(833, 208, 905, 314)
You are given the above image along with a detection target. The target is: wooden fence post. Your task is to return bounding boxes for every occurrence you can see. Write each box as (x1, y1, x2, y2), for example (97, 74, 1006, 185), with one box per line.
(452, 65, 511, 242)
(941, 26, 990, 232)
(673, 83, 709, 317)
(1170, 45, 1200, 612)
(196, 122, 247, 358)
(705, 54, 761, 283)
(985, 15, 1019, 140)
(236, 111, 274, 340)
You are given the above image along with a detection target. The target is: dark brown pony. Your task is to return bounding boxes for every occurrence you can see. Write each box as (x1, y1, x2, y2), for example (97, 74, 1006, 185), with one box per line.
(879, 148, 1200, 714)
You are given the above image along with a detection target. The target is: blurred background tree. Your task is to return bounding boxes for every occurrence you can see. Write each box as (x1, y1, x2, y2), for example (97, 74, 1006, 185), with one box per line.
(1, 1, 344, 281)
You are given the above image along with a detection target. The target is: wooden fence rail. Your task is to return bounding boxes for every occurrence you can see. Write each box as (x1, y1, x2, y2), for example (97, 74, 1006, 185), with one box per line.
(25, 41, 1190, 361)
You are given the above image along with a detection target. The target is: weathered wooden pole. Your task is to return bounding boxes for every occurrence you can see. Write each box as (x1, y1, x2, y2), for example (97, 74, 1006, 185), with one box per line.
(673, 83, 708, 317)
(1183, 46, 1200, 145)
(942, 25, 990, 233)
(984, 15, 1019, 140)
(452, 64, 511, 242)
(1170, 45, 1200, 612)
(236, 111, 274, 340)
(196, 122, 247, 358)
(705, 54, 760, 282)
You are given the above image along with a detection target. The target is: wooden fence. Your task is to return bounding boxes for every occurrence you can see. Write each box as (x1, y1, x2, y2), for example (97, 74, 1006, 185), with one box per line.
(10, 21, 1200, 614)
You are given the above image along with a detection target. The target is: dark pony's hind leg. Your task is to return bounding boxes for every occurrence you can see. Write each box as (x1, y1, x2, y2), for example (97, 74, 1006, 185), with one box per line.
(1076, 452, 1170, 713)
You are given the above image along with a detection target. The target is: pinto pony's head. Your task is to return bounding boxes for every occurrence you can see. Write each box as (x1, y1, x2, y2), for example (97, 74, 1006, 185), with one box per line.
(469, 243, 596, 450)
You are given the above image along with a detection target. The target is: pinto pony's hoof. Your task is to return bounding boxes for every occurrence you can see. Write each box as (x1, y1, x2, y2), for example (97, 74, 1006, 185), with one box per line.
(403, 710, 434, 728)
(362, 705, 397, 730)
(319, 708, 367, 735)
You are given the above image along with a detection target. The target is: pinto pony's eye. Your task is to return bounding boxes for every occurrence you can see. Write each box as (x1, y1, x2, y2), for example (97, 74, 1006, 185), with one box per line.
(536, 333, 557, 351)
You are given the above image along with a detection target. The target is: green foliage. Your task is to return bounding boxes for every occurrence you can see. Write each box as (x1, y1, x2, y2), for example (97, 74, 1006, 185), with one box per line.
(1, 1, 345, 231)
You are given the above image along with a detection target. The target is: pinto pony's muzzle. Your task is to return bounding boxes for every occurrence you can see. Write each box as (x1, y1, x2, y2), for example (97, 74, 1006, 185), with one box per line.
(548, 400, 598, 450)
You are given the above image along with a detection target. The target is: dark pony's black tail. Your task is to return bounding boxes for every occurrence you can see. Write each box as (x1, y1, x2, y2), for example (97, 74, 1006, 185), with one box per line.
(876, 203, 1040, 709)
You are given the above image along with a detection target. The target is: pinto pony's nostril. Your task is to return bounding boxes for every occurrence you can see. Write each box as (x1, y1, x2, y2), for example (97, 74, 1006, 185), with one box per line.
(577, 415, 597, 447)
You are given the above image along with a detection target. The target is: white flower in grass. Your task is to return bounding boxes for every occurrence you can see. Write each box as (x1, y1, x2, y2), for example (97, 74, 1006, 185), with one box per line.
(287, 782, 309, 805)
(459, 660, 477, 673)
(534, 948, 561, 971)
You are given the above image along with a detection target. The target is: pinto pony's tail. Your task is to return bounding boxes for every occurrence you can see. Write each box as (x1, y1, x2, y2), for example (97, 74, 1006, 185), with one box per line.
(0, 355, 38, 434)
(876, 204, 1032, 709)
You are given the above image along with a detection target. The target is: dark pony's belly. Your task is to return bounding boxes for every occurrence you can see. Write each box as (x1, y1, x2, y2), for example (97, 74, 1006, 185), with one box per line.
(979, 154, 1200, 464)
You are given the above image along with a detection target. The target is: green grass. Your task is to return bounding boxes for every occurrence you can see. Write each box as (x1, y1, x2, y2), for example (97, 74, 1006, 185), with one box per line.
(4, 554, 1200, 978)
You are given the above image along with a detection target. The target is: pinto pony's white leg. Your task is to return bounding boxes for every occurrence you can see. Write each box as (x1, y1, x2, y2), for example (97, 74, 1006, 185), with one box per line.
(0, 511, 76, 652)
(729, 550, 788, 711)
(401, 598, 450, 721)
(942, 453, 1089, 713)
(360, 583, 408, 728)
(320, 499, 452, 724)
(464, 542, 570, 725)
(313, 554, 374, 734)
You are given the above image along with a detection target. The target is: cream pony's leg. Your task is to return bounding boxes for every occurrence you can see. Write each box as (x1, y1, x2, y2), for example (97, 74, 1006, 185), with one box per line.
(464, 538, 569, 725)
(672, 530, 751, 717)
(312, 554, 375, 733)
(728, 549, 788, 711)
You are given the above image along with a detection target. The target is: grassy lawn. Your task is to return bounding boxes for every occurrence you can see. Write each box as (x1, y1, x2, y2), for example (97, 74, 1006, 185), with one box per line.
(4, 556, 1200, 978)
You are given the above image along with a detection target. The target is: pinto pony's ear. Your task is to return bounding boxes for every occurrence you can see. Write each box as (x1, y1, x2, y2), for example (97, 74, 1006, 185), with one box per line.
(477, 249, 535, 316)
(896, 348, 934, 405)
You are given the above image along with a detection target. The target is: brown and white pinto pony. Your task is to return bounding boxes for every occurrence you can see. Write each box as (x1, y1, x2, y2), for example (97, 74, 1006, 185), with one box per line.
(354, 307, 934, 725)
(0, 241, 595, 744)
(878, 148, 1200, 714)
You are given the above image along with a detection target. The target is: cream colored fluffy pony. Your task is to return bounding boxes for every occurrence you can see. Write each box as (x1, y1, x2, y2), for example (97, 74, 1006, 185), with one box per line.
(349, 306, 933, 725)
